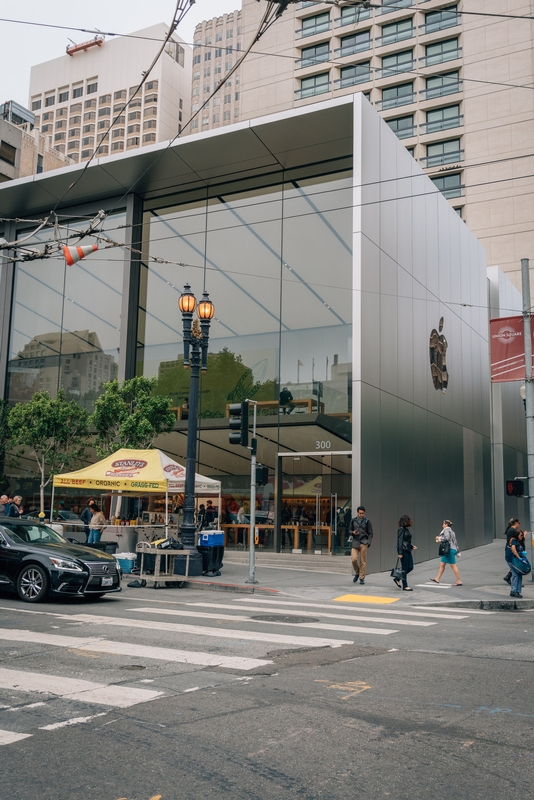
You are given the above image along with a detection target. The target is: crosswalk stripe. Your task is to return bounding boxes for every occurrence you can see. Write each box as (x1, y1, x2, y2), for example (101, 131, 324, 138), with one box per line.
(180, 602, 435, 627)
(97, 609, 397, 637)
(409, 606, 495, 615)
(0, 668, 163, 708)
(231, 597, 469, 620)
(0, 629, 272, 671)
(67, 613, 355, 648)
(0, 729, 32, 746)
(40, 713, 108, 731)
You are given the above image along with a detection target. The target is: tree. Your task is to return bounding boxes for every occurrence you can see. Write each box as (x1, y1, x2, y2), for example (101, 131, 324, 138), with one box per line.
(8, 391, 90, 513)
(92, 377, 176, 458)
(0, 400, 12, 493)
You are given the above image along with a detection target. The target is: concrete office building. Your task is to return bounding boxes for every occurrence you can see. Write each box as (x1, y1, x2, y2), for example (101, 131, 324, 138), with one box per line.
(1, 101, 72, 182)
(0, 95, 526, 568)
(193, 1, 534, 292)
(29, 24, 192, 164)
(190, 10, 243, 132)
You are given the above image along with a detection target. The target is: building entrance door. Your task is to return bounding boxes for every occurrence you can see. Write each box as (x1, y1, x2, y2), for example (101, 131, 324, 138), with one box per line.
(276, 450, 351, 554)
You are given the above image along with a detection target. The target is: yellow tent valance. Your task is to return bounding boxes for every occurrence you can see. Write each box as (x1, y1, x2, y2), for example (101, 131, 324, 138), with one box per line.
(53, 448, 221, 494)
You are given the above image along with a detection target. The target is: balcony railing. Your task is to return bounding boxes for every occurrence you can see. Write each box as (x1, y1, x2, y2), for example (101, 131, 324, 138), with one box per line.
(420, 80, 462, 100)
(334, 41, 371, 58)
(375, 28, 415, 47)
(433, 183, 464, 199)
(389, 125, 416, 139)
(419, 114, 463, 134)
(420, 14, 460, 35)
(334, 8, 371, 27)
(334, 72, 371, 90)
(420, 47, 462, 67)
(296, 20, 331, 39)
(375, 93, 415, 110)
(376, 60, 414, 77)
(295, 81, 331, 99)
(380, 0, 411, 14)
(296, 51, 331, 69)
(421, 149, 464, 168)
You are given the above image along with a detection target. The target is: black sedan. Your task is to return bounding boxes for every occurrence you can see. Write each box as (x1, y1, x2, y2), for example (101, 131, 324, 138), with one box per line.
(0, 518, 121, 603)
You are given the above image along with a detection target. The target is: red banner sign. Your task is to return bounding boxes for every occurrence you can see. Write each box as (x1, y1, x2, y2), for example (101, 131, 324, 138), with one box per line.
(490, 315, 534, 382)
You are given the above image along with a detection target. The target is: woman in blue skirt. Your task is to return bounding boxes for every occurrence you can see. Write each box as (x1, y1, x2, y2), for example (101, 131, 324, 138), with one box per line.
(430, 520, 462, 585)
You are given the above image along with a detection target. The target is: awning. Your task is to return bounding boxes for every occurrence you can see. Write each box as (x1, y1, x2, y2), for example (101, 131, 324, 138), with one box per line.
(53, 448, 221, 494)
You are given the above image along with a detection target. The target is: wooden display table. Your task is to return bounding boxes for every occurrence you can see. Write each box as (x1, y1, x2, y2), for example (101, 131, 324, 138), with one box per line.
(135, 541, 193, 588)
(220, 523, 330, 551)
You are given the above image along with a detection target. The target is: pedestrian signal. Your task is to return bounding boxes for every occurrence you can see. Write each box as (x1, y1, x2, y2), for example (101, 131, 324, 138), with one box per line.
(255, 465, 269, 486)
(506, 480, 525, 497)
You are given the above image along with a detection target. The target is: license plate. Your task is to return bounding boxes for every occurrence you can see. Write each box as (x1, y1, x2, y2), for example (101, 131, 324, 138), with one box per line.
(101, 577, 113, 587)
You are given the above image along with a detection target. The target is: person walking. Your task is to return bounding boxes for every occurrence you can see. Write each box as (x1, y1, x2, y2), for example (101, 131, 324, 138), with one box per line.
(80, 499, 95, 542)
(8, 496, 23, 517)
(87, 504, 106, 544)
(394, 515, 416, 591)
(503, 518, 520, 586)
(349, 506, 374, 585)
(509, 529, 527, 598)
(0, 494, 7, 515)
(431, 520, 462, 585)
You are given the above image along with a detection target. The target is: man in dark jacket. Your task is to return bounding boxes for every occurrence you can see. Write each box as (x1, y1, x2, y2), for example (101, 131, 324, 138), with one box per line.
(349, 506, 374, 585)
(80, 499, 95, 542)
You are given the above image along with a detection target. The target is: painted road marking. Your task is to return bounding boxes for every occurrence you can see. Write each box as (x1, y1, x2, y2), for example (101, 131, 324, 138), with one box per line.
(182, 602, 436, 627)
(314, 679, 371, 700)
(415, 584, 453, 589)
(132, 607, 397, 636)
(232, 598, 469, 620)
(333, 594, 399, 604)
(0, 629, 272, 671)
(56, 613, 355, 649)
(40, 712, 108, 731)
(0, 607, 352, 648)
(0, 729, 33, 746)
(0, 668, 163, 708)
(410, 606, 495, 615)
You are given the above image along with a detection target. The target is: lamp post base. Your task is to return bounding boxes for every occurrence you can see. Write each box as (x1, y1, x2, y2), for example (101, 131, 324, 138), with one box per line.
(174, 550, 204, 577)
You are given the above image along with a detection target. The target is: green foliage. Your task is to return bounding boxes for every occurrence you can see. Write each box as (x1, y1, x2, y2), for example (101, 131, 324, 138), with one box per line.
(153, 348, 276, 417)
(8, 390, 90, 511)
(92, 376, 176, 458)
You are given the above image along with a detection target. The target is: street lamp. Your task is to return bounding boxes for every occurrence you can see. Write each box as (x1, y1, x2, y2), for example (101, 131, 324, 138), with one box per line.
(178, 284, 214, 575)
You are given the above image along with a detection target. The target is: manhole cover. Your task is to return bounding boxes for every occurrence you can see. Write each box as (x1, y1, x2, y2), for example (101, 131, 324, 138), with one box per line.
(120, 665, 146, 671)
(252, 614, 318, 624)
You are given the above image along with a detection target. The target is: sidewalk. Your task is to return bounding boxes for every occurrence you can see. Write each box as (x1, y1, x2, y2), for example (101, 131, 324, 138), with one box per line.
(178, 539, 534, 608)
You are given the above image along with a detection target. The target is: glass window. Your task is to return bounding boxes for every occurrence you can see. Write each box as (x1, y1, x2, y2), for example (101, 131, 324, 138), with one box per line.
(381, 49, 413, 76)
(380, 82, 414, 109)
(424, 5, 459, 34)
(425, 138, 462, 166)
(424, 37, 460, 65)
(337, 62, 371, 89)
(298, 12, 331, 38)
(58, 90, 69, 103)
(337, 4, 371, 26)
(338, 31, 371, 57)
(386, 114, 414, 139)
(45, 96, 55, 107)
(87, 83, 98, 94)
(0, 141, 17, 165)
(431, 172, 463, 198)
(114, 89, 127, 100)
(73, 87, 83, 98)
(381, 0, 410, 12)
(380, 18, 414, 45)
(84, 99, 97, 109)
(6, 214, 124, 409)
(424, 71, 460, 99)
(32, 99, 42, 111)
(425, 104, 461, 132)
(298, 72, 330, 98)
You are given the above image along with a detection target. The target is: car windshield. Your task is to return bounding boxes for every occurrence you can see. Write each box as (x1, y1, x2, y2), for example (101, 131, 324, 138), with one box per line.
(59, 511, 80, 520)
(2, 522, 67, 545)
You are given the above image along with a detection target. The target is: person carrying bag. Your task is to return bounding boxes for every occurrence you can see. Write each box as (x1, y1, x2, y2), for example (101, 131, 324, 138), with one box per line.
(430, 520, 462, 585)
(394, 515, 416, 591)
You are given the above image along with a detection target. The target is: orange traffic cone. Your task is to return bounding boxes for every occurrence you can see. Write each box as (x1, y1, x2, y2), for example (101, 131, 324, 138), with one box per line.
(63, 243, 98, 266)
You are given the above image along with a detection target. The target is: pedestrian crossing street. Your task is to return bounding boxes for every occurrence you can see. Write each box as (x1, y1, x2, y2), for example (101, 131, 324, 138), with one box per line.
(0, 594, 494, 747)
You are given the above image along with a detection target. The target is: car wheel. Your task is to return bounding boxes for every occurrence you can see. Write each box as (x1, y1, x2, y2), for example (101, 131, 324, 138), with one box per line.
(17, 564, 50, 603)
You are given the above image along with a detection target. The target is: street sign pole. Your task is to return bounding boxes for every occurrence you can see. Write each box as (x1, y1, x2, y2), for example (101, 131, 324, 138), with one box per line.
(520, 258, 534, 580)
(245, 399, 258, 584)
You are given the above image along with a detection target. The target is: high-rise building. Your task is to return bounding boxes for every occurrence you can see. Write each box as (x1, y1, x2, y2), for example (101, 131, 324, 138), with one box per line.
(28, 24, 192, 164)
(0, 102, 72, 182)
(193, 1, 534, 289)
(190, 10, 243, 132)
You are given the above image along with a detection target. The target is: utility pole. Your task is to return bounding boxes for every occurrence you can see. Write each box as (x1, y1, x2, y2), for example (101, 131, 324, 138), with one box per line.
(246, 399, 258, 584)
(521, 258, 534, 578)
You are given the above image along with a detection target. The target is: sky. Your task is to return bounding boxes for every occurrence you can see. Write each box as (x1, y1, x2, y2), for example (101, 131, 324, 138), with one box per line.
(1, 0, 242, 106)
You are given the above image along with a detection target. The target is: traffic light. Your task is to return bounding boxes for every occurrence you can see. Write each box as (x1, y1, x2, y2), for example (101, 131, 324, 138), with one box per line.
(255, 464, 269, 486)
(506, 480, 525, 497)
(229, 401, 249, 447)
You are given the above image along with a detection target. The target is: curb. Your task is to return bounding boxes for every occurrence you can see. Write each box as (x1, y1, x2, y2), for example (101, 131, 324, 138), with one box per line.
(418, 599, 534, 611)
(181, 579, 279, 595)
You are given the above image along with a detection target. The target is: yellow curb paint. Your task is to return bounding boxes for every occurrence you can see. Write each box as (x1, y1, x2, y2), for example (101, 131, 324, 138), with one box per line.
(315, 679, 371, 700)
(332, 594, 399, 605)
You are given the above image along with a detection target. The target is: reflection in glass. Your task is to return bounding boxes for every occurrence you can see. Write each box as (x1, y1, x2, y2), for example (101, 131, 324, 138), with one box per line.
(6, 214, 124, 409)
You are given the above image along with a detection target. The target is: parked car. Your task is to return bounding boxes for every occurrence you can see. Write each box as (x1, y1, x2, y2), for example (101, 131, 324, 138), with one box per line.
(0, 518, 121, 603)
(22, 510, 85, 542)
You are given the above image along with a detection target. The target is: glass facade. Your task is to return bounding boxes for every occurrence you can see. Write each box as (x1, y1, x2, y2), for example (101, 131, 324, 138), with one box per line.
(6, 213, 125, 409)
(137, 166, 353, 550)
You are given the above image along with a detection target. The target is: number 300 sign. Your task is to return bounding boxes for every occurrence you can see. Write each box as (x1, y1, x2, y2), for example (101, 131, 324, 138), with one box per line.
(315, 440, 331, 450)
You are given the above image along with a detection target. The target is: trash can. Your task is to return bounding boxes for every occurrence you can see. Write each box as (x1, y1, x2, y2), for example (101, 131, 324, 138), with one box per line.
(197, 545, 224, 576)
(85, 541, 118, 555)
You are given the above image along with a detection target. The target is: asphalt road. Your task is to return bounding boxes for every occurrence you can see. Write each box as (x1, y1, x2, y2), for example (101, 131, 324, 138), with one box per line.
(0, 585, 533, 800)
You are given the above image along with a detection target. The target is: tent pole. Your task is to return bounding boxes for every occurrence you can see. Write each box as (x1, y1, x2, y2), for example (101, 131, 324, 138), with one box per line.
(50, 483, 55, 522)
(165, 489, 169, 539)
